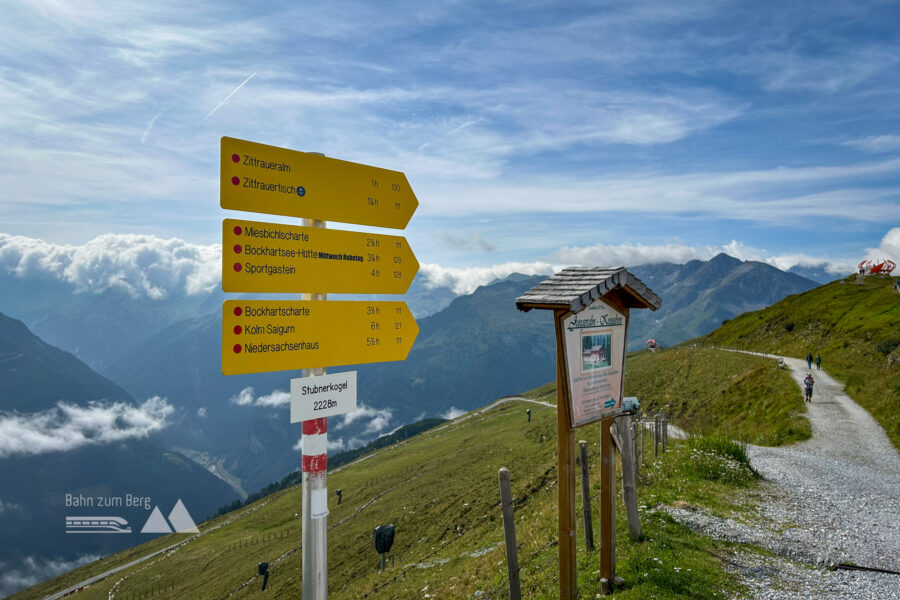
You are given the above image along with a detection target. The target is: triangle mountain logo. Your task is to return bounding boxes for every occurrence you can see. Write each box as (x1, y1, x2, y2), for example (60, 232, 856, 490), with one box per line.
(141, 506, 172, 534)
(168, 499, 199, 533)
(140, 499, 199, 534)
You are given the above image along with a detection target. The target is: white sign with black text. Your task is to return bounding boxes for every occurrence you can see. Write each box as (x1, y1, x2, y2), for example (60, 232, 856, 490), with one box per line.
(290, 371, 357, 422)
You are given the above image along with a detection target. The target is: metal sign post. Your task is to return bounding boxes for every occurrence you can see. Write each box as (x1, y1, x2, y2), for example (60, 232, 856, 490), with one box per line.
(301, 217, 328, 600)
(220, 138, 420, 599)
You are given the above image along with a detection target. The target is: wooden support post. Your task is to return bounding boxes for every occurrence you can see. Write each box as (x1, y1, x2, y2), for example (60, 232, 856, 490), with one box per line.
(599, 418, 616, 590)
(640, 418, 645, 466)
(616, 416, 641, 541)
(654, 414, 660, 457)
(662, 416, 668, 452)
(498, 468, 521, 600)
(554, 311, 577, 599)
(579, 440, 595, 552)
(631, 420, 640, 477)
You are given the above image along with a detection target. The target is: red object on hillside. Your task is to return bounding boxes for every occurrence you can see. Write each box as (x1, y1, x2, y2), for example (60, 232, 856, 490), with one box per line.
(858, 259, 896, 275)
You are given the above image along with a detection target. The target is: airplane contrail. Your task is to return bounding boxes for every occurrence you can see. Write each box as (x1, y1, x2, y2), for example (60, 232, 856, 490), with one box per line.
(140, 111, 163, 145)
(203, 72, 256, 121)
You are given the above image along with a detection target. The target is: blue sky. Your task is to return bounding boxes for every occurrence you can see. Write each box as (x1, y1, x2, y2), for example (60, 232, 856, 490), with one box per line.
(1, 0, 899, 291)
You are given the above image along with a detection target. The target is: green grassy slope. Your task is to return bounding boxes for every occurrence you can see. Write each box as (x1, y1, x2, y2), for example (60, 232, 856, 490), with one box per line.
(702, 274, 900, 450)
(626, 348, 810, 446)
(18, 396, 760, 600)
(529, 348, 809, 447)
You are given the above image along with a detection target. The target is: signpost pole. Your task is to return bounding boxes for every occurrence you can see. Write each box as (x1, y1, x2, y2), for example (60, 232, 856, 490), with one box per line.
(222, 138, 421, 600)
(554, 310, 577, 599)
(302, 218, 328, 600)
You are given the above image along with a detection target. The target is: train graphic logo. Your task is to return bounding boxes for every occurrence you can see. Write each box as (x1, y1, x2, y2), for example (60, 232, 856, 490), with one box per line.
(65, 516, 131, 534)
(65, 499, 198, 535)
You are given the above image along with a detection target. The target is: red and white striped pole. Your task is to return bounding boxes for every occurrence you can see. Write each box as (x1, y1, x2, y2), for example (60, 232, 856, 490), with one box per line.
(301, 210, 328, 599)
(302, 416, 328, 599)
(302, 418, 328, 473)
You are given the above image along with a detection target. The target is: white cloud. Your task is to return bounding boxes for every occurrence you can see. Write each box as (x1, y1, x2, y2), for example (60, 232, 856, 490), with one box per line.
(334, 403, 393, 435)
(0, 554, 100, 597)
(419, 261, 557, 295)
(255, 390, 290, 407)
(0, 499, 20, 514)
(364, 415, 392, 435)
(0, 233, 220, 299)
(440, 407, 465, 420)
(229, 387, 290, 408)
(412, 158, 900, 224)
(844, 134, 900, 154)
(746, 47, 899, 94)
(551, 241, 716, 267)
(436, 231, 496, 252)
(0, 397, 173, 458)
(196, 407, 207, 418)
(865, 227, 900, 264)
(421, 235, 887, 292)
(229, 387, 254, 406)
(554, 238, 874, 276)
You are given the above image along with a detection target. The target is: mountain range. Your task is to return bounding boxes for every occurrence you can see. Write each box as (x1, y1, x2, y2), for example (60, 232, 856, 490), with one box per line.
(0, 250, 820, 595)
(628, 253, 819, 348)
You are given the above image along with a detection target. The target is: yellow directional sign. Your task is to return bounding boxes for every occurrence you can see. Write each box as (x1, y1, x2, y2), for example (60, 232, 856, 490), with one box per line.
(220, 137, 418, 229)
(222, 218, 418, 294)
(221, 300, 418, 375)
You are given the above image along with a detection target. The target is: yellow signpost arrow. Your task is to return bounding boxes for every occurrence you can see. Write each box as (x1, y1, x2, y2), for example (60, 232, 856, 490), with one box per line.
(221, 300, 418, 375)
(222, 218, 418, 294)
(220, 137, 418, 229)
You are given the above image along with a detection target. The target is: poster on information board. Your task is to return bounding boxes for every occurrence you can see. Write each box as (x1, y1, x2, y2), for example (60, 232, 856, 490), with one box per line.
(562, 298, 628, 428)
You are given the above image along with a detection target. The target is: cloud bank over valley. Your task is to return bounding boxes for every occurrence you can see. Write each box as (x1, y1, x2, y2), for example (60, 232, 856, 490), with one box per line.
(0, 228, 897, 304)
(0, 397, 173, 458)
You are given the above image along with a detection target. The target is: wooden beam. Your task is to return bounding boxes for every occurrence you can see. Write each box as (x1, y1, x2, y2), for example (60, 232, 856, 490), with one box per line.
(555, 310, 577, 599)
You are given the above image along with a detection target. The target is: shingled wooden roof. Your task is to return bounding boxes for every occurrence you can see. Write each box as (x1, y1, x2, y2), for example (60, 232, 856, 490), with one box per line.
(515, 267, 661, 314)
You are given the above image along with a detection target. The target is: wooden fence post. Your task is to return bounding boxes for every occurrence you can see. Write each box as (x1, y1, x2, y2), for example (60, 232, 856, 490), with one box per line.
(662, 416, 668, 452)
(616, 416, 642, 541)
(499, 468, 521, 600)
(640, 418, 645, 466)
(654, 414, 660, 457)
(631, 420, 639, 477)
(578, 441, 595, 552)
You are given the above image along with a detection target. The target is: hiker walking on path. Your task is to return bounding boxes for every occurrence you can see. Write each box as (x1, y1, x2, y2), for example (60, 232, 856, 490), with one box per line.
(815, 354, 821, 370)
(803, 372, 815, 402)
(806, 352, 813, 370)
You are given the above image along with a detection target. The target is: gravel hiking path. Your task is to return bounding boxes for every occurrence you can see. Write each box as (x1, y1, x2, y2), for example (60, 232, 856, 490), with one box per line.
(666, 352, 900, 599)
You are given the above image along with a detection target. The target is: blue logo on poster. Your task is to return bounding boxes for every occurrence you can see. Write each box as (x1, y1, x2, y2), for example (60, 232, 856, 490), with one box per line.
(604, 398, 616, 409)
